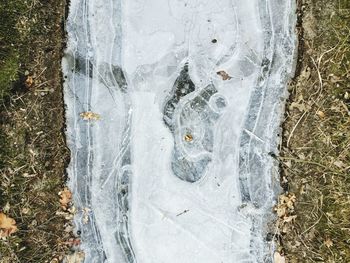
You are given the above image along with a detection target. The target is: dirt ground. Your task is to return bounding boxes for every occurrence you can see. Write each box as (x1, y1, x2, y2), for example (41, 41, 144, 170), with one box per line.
(277, 0, 350, 262)
(0, 1, 72, 262)
(0, 0, 349, 263)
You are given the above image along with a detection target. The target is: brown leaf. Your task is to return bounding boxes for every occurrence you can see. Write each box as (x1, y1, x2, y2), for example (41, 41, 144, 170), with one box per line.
(217, 70, 232, 80)
(59, 188, 72, 210)
(0, 213, 18, 237)
(184, 134, 193, 142)
(25, 75, 34, 88)
(64, 238, 81, 246)
(80, 111, 100, 121)
(316, 110, 325, 118)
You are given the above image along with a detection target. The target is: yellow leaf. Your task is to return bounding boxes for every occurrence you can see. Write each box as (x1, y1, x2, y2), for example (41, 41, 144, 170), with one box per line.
(0, 213, 18, 237)
(80, 111, 100, 121)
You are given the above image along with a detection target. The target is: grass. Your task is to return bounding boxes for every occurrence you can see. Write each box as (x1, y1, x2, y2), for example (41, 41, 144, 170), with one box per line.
(279, 0, 350, 262)
(0, 0, 71, 262)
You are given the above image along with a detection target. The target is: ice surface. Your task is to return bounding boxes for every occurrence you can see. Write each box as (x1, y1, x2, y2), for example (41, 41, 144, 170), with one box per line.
(62, 0, 297, 262)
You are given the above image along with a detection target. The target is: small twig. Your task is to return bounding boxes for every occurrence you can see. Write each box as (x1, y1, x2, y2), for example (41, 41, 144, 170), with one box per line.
(310, 57, 323, 99)
(280, 156, 331, 170)
(300, 214, 323, 236)
(176, 209, 189, 217)
(35, 67, 47, 80)
(33, 79, 54, 89)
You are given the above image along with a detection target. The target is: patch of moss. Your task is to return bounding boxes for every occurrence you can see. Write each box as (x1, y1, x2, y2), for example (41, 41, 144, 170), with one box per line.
(0, 1, 27, 103)
(0, 1, 25, 57)
(0, 52, 19, 103)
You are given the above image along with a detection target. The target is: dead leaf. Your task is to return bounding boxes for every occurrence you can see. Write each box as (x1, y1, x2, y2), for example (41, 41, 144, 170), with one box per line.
(65, 251, 85, 263)
(282, 223, 290, 233)
(286, 200, 295, 209)
(80, 111, 100, 121)
(82, 207, 91, 224)
(50, 258, 59, 263)
(184, 134, 193, 142)
(64, 238, 81, 246)
(274, 252, 286, 263)
(324, 237, 333, 248)
(299, 67, 311, 81)
(25, 75, 34, 88)
(316, 110, 325, 118)
(289, 94, 311, 112)
(22, 207, 30, 214)
(329, 74, 341, 83)
(0, 213, 18, 237)
(217, 70, 232, 80)
(3, 202, 10, 213)
(290, 101, 307, 112)
(281, 193, 296, 205)
(333, 160, 345, 169)
(59, 188, 72, 210)
(289, 193, 296, 203)
(275, 193, 297, 220)
(283, 215, 297, 223)
(276, 206, 286, 217)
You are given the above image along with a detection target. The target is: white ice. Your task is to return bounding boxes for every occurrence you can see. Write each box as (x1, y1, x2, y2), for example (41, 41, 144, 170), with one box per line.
(63, 0, 297, 262)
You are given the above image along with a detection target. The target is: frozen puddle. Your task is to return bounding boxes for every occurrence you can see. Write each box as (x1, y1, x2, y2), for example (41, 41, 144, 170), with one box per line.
(63, 0, 297, 262)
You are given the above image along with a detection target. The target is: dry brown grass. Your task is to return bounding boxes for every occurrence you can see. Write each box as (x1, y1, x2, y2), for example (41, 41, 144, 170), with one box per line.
(278, 0, 350, 262)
